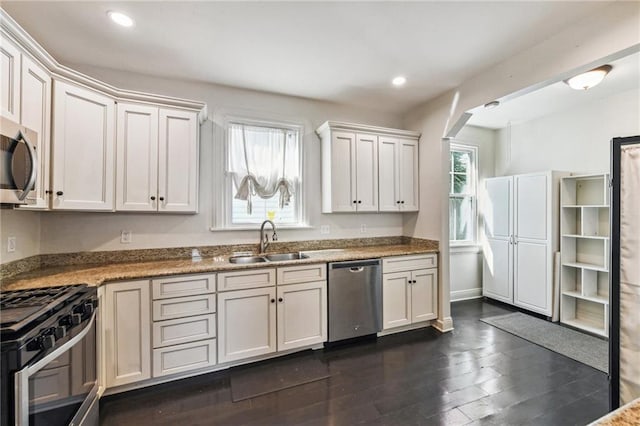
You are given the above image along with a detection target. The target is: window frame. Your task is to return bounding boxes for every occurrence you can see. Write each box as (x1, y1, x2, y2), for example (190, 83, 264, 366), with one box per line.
(215, 114, 307, 230)
(449, 143, 478, 246)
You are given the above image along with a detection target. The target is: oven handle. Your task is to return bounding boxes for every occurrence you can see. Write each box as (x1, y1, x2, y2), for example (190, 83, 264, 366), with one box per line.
(14, 129, 38, 201)
(14, 311, 96, 426)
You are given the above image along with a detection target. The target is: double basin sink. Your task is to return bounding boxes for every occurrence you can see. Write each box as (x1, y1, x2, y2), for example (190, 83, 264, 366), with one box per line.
(228, 252, 310, 264)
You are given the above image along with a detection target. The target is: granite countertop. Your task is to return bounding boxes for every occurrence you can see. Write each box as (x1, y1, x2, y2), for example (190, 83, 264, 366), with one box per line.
(591, 398, 640, 425)
(1, 243, 438, 291)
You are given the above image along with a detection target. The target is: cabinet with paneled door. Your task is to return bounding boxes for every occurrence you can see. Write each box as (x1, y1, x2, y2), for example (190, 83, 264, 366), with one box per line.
(116, 103, 199, 213)
(317, 121, 420, 213)
(382, 254, 438, 330)
(378, 136, 419, 212)
(0, 36, 52, 209)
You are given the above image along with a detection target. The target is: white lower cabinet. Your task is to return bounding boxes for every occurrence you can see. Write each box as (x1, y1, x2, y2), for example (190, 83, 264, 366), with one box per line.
(382, 255, 438, 331)
(153, 339, 217, 378)
(103, 280, 151, 387)
(277, 281, 327, 351)
(217, 287, 277, 363)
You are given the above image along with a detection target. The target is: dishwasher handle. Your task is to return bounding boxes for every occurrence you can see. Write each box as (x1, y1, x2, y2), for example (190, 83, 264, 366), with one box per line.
(330, 259, 381, 269)
(349, 267, 364, 273)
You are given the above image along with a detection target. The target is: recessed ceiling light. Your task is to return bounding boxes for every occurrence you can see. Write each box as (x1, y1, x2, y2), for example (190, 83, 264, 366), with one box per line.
(108, 11, 134, 28)
(392, 76, 407, 87)
(564, 65, 612, 90)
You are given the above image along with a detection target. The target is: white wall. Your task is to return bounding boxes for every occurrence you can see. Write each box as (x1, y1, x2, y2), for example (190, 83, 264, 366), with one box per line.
(495, 88, 640, 176)
(402, 2, 640, 331)
(450, 125, 496, 301)
(0, 209, 41, 263)
(34, 65, 405, 254)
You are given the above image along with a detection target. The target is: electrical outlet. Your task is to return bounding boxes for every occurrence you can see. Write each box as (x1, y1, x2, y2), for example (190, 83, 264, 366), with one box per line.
(320, 225, 330, 234)
(120, 230, 132, 244)
(7, 237, 16, 253)
(360, 224, 367, 233)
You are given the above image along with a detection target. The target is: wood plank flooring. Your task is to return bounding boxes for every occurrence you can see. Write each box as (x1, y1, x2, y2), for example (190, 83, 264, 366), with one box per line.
(100, 299, 609, 425)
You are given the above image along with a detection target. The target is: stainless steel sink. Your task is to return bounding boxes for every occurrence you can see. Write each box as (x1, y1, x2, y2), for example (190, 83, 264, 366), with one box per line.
(264, 252, 310, 261)
(228, 256, 268, 264)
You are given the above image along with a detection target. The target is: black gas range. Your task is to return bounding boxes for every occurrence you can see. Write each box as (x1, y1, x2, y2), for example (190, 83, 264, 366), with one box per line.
(1, 285, 98, 426)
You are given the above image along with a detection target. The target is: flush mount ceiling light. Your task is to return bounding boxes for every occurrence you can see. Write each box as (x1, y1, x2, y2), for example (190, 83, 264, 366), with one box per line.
(108, 11, 134, 28)
(392, 76, 407, 87)
(564, 65, 612, 90)
(484, 100, 500, 109)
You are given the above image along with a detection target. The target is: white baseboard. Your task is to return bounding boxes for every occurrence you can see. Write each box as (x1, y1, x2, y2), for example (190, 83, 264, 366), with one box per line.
(433, 317, 454, 333)
(451, 288, 482, 302)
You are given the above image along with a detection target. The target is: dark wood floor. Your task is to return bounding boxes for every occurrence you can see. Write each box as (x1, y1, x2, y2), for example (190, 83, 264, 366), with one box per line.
(100, 299, 609, 425)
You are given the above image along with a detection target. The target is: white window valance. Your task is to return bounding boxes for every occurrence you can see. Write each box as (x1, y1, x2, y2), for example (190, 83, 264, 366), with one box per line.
(227, 122, 300, 214)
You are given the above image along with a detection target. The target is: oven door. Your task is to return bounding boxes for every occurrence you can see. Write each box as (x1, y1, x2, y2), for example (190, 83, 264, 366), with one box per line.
(0, 117, 38, 204)
(14, 311, 98, 426)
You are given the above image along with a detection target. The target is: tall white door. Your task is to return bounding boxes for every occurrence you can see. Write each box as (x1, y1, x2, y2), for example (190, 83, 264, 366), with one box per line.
(158, 108, 198, 213)
(378, 136, 399, 212)
(382, 271, 412, 329)
(217, 287, 277, 363)
(482, 176, 514, 303)
(398, 138, 419, 211)
(103, 280, 151, 387)
(276, 281, 327, 351)
(116, 103, 159, 212)
(19, 55, 51, 209)
(0, 38, 21, 122)
(330, 131, 356, 212)
(355, 133, 378, 211)
(52, 81, 115, 210)
(411, 269, 437, 322)
(514, 173, 551, 315)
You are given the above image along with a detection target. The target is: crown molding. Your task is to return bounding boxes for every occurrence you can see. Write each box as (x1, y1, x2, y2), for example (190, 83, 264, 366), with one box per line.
(315, 120, 421, 140)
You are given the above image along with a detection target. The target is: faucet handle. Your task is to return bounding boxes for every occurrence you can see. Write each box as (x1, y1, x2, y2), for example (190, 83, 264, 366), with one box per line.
(272, 232, 278, 241)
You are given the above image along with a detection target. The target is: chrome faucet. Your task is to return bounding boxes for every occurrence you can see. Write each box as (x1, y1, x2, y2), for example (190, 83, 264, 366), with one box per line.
(259, 220, 278, 254)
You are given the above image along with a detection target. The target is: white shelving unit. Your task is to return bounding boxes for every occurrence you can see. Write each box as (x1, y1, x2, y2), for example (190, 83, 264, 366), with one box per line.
(560, 173, 610, 338)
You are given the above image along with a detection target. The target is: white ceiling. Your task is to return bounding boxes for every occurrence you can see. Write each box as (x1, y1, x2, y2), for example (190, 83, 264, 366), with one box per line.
(467, 51, 640, 129)
(2, 1, 610, 113)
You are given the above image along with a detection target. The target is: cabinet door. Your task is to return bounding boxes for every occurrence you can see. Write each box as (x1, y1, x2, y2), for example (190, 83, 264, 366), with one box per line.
(515, 173, 548, 241)
(52, 80, 115, 210)
(514, 240, 551, 315)
(411, 269, 437, 323)
(355, 133, 378, 211)
(217, 287, 276, 363)
(330, 131, 356, 212)
(398, 138, 419, 211)
(482, 238, 513, 303)
(116, 103, 159, 211)
(19, 55, 51, 209)
(378, 136, 399, 212)
(103, 280, 151, 388)
(0, 38, 20, 122)
(484, 176, 513, 239)
(157, 108, 198, 213)
(277, 281, 327, 351)
(382, 271, 412, 329)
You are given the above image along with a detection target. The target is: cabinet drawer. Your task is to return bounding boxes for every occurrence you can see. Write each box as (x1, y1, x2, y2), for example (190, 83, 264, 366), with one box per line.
(153, 314, 216, 348)
(153, 294, 216, 321)
(277, 264, 327, 285)
(152, 274, 216, 300)
(218, 268, 275, 291)
(152, 339, 217, 377)
(383, 254, 437, 273)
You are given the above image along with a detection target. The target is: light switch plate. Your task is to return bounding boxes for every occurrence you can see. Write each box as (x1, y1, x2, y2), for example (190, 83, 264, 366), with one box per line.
(320, 225, 330, 234)
(7, 237, 16, 253)
(120, 230, 132, 244)
(360, 224, 367, 233)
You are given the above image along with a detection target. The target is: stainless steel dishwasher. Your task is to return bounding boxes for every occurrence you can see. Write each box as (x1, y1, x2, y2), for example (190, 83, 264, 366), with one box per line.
(328, 259, 382, 342)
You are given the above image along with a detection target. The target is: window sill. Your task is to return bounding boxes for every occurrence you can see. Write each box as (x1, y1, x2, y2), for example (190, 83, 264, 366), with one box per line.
(209, 224, 314, 232)
(450, 244, 481, 254)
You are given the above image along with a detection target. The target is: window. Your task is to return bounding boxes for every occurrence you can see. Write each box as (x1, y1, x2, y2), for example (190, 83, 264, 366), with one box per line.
(449, 143, 477, 244)
(224, 119, 304, 227)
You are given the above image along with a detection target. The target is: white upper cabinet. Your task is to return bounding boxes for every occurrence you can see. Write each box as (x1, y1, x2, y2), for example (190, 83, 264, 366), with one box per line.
(52, 80, 115, 211)
(378, 136, 419, 212)
(157, 108, 198, 213)
(116, 103, 159, 212)
(18, 55, 52, 209)
(317, 121, 419, 213)
(0, 37, 21, 122)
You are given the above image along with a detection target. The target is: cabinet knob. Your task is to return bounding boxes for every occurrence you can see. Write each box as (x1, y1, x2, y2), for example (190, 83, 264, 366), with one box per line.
(45, 190, 51, 195)
(159, 196, 165, 201)
(278, 297, 283, 302)
(358, 200, 362, 204)
(401, 201, 405, 204)
(150, 196, 156, 201)
(56, 191, 63, 196)
(270, 298, 275, 303)
(353, 200, 357, 204)
(396, 201, 400, 204)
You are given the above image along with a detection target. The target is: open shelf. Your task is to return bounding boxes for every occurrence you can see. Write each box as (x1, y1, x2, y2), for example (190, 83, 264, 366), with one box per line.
(560, 173, 610, 338)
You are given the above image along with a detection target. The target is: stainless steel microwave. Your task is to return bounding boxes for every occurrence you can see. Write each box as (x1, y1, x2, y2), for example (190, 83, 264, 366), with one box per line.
(0, 117, 38, 205)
